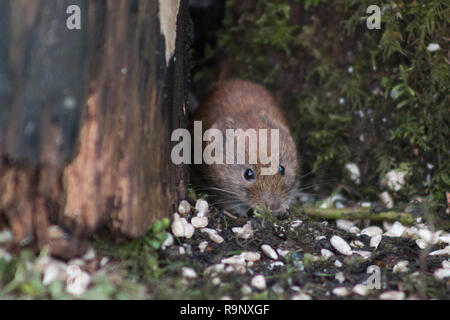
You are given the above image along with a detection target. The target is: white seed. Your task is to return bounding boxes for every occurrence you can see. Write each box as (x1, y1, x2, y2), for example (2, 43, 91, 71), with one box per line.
(171, 213, 185, 237)
(182, 218, 195, 239)
(333, 287, 350, 297)
(195, 199, 209, 217)
(198, 241, 209, 253)
(429, 246, 450, 256)
(352, 284, 369, 296)
(418, 229, 439, 244)
(383, 170, 406, 191)
(405, 227, 418, 238)
(442, 260, 450, 269)
(361, 226, 383, 237)
(433, 268, 450, 280)
(42, 263, 62, 286)
(330, 236, 352, 255)
(385, 221, 406, 237)
(277, 249, 290, 258)
(334, 260, 343, 268)
(426, 43, 440, 52)
(370, 234, 382, 249)
(182, 267, 197, 279)
(222, 255, 246, 266)
(251, 275, 266, 290)
(315, 235, 327, 241)
(231, 222, 254, 239)
(261, 244, 279, 260)
(241, 251, 261, 262)
(349, 226, 361, 234)
(379, 191, 394, 209)
(350, 240, 365, 248)
(345, 163, 361, 184)
(291, 292, 312, 300)
(178, 200, 191, 215)
(0, 248, 12, 262)
(335, 272, 345, 283)
(82, 247, 96, 261)
(201, 228, 224, 244)
(162, 233, 174, 248)
(205, 264, 225, 275)
(393, 260, 409, 273)
(379, 291, 405, 300)
(439, 233, 450, 244)
(290, 220, 303, 228)
(65, 267, 90, 297)
(99, 257, 109, 267)
(416, 239, 428, 249)
(0, 230, 13, 244)
(191, 216, 208, 229)
(178, 246, 186, 255)
(336, 219, 354, 231)
(241, 284, 252, 295)
(321, 249, 334, 260)
(268, 261, 285, 270)
(353, 251, 372, 260)
(211, 277, 221, 286)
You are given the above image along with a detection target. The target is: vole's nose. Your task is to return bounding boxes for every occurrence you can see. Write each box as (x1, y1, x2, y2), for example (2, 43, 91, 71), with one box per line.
(264, 197, 281, 211)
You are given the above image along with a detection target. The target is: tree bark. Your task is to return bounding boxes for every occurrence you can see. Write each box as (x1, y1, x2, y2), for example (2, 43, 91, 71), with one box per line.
(0, 0, 190, 258)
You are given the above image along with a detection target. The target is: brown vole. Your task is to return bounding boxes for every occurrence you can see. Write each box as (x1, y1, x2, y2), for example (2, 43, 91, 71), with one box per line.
(191, 79, 299, 216)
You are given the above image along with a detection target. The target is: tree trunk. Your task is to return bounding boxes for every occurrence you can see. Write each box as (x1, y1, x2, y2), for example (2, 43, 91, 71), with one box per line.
(0, 0, 190, 258)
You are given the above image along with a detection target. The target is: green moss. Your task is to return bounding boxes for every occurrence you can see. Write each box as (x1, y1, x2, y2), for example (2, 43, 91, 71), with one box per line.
(215, 0, 449, 208)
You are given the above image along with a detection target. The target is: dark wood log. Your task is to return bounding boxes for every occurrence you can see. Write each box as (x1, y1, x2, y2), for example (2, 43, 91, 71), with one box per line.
(0, 0, 190, 258)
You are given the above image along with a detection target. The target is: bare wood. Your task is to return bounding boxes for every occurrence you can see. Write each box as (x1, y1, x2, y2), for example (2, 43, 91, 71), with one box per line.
(0, 0, 189, 257)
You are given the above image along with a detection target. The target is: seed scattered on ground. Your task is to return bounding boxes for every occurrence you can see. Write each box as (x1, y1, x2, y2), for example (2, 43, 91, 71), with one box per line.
(162, 233, 174, 249)
(336, 219, 354, 232)
(333, 287, 350, 297)
(231, 221, 254, 239)
(352, 284, 369, 296)
(429, 246, 450, 256)
(350, 240, 365, 248)
(321, 249, 334, 260)
(330, 236, 352, 255)
(178, 200, 191, 215)
(384, 221, 406, 237)
(201, 228, 224, 244)
(370, 234, 382, 249)
(261, 244, 278, 260)
(195, 199, 209, 217)
(335, 272, 345, 283)
(181, 218, 195, 239)
(361, 226, 383, 237)
(393, 260, 409, 273)
(251, 275, 266, 290)
(198, 241, 208, 253)
(433, 268, 450, 280)
(191, 216, 208, 229)
(379, 291, 405, 300)
(182, 267, 197, 279)
(277, 248, 290, 258)
(171, 213, 185, 237)
(241, 251, 261, 262)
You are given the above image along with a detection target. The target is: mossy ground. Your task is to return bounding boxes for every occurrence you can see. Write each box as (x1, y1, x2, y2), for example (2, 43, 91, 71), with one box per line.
(193, 0, 449, 209)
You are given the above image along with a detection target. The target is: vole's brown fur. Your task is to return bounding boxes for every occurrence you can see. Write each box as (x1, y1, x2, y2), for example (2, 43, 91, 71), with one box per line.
(191, 79, 299, 216)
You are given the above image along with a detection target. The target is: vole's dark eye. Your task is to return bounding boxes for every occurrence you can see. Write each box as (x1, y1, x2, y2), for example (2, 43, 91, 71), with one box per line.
(244, 168, 255, 181)
(279, 165, 285, 176)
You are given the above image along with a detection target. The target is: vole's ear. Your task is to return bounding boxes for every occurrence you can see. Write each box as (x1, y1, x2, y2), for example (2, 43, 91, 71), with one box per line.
(211, 116, 236, 132)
